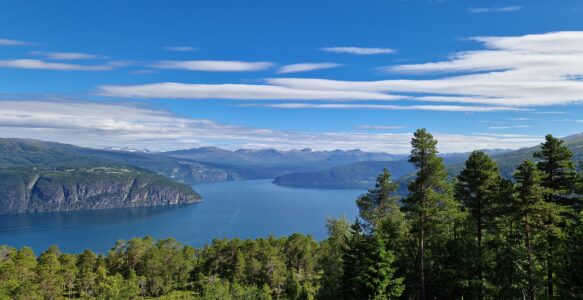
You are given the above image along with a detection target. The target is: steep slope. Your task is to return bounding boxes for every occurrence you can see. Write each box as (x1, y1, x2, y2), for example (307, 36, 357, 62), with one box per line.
(0, 139, 201, 214)
(0, 138, 240, 184)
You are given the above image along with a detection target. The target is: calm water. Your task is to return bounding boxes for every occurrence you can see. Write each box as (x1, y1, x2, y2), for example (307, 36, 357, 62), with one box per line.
(0, 180, 363, 253)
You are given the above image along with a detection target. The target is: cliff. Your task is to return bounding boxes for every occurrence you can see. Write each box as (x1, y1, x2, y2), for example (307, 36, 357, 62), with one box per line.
(0, 166, 201, 214)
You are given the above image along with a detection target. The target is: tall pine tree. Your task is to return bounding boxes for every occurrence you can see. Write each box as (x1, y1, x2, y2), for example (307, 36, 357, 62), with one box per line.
(534, 134, 575, 298)
(403, 128, 448, 300)
(456, 151, 501, 299)
(513, 160, 559, 300)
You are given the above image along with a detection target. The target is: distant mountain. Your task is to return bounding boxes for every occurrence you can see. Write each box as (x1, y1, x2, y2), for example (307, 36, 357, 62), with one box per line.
(102, 147, 155, 153)
(273, 133, 583, 190)
(272, 152, 471, 190)
(273, 160, 415, 189)
(164, 147, 406, 178)
(0, 139, 201, 214)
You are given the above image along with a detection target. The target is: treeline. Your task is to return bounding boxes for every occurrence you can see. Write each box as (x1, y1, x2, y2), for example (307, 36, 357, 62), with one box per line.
(1, 129, 582, 299)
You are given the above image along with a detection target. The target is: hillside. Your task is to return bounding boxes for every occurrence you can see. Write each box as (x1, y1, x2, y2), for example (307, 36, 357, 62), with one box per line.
(0, 138, 240, 184)
(0, 139, 201, 214)
(273, 160, 415, 189)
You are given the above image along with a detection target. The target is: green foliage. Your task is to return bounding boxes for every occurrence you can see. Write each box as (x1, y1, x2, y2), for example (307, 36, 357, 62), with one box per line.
(2, 129, 583, 299)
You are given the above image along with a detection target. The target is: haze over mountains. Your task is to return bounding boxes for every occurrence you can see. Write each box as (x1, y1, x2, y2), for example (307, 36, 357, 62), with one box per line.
(1, 133, 581, 213)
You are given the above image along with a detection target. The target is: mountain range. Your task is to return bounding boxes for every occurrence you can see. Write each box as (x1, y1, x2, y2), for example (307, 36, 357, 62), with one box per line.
(274, 133, 583, 190)
(1, 133, 581, 213)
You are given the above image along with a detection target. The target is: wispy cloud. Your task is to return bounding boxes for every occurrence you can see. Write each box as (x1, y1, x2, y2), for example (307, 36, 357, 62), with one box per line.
(30, 51, 107, 60)
(277, 63, 341, 74)
(150, 60, 274, 72)
(468, 6, 522, 13)
(321, 47, 395, 55)
(488, 125, 532, 129)
(98, 82, 403, 100)
(243, 103, 528, 112)
(0, 38, 30, 46)
(358, 125, 405, 130)
(164, 46, 197, 52)
(270, 31, 583, 107)
(0, 100, 543, 153)
(0, 59, 130, 71)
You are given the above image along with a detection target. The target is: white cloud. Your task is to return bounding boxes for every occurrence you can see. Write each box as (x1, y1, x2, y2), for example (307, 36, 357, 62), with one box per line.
(0, 100, 543, 153)
(0, 59, 129, 71)
(358, 125, 405, 130)
(150, 60, 274, 72)
(164, 46, 197, 52)
(277, 63, 341, 74)
(30, 51, 106, 60)
(321, 47, 395, 55)
(98, 82, 403, 101)
(269, 31, 583, 107)
(0, 38, 30, 46)
(468, 6, 522, 13)
(244, 103, 529, 112)
(98, 32, 583, 111)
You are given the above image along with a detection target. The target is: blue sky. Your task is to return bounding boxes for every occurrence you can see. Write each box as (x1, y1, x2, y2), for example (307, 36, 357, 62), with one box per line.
(0, 0, 582, 153)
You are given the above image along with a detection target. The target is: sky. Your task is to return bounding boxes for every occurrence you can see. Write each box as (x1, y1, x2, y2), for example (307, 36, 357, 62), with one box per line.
(1, 0, 582, 153)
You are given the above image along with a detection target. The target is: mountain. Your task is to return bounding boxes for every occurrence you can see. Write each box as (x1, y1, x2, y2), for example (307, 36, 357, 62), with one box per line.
(0, 139, 241, 184)
(449, 133, 583, 178)
(273, 160, 415, 189)
(0, 139, 201, 214)
(164, 147, 405, 178)
(272, 152, 470, 190)
(272, 133, 583, 190)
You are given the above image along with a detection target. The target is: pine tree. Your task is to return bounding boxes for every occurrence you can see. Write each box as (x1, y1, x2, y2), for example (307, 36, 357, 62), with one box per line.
(513, 160, 552, 300)
(356, 168, 400, 232)
(534, 134, 576, 298)
(456, 150, 501, 299)
(403, 128, 448, 300)
(341, 221, 404, 300)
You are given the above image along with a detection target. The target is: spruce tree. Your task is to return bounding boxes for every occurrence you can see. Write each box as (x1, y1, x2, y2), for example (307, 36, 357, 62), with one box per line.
(456, 150, 501, 299)
(403, 128, 448, 300)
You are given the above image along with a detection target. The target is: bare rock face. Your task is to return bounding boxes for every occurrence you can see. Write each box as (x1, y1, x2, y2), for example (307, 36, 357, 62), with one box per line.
(0, 166, 201, 214)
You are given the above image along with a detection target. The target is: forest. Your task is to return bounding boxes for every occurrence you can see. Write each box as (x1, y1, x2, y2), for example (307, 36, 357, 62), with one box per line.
(1, 129, 582, 299)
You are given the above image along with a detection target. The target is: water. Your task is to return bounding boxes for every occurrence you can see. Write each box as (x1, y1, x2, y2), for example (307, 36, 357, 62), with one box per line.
(0, 180, 363, 253)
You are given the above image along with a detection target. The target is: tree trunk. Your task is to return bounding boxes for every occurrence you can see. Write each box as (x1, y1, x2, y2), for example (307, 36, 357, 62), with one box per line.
(477, 212, 483, 300)
(420, 218, 426, 300)
(525, 214, 535, 300)
(547, 233, 553, 299)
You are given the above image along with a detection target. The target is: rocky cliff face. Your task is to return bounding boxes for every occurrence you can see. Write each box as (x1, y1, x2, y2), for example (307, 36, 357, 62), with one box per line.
(0, 166, 201, 214)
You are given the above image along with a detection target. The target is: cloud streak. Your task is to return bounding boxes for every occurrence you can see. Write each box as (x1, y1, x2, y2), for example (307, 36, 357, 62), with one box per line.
(277, 63, 341, 74)
(0, 59, 129, 71)
(321, 47, 395, 55)
(164, 46, 197, 52)
(269, 31, 583, 107)
(468, 6, 522, 13)
(150, 60, 274, 72)
(98, 82, 403, 101)
(0, 38, 30, 46)
(243, 103, 529, 112)
(30, 51, 107, 60)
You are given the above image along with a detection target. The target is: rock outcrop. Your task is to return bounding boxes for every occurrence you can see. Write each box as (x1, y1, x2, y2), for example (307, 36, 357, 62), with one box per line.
(0, 166, 201, 214)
